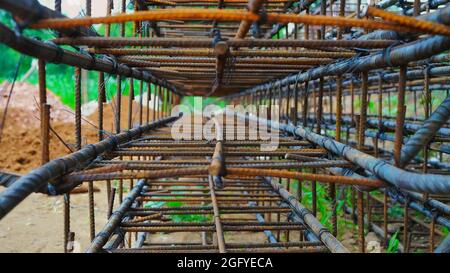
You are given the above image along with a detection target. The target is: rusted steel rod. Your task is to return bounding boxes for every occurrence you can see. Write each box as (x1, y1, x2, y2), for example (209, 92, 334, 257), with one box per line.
(52, 37, 396, 49)
(94, 160, 351, 170)
(108, 149, 326, 157)
(400, 94, 450, 167)
(127, 140, 310, 147)
(405, 0, 450, 16)
(235, 0, 264, 38)
(226, 168, 386, 187)
(365, 6, 450, 36)
(97, 159, 306, 165)
(384, 188, 450, 230)
(110, 241, 322, 252)
(110, 247, 328, 253)
(208, 176, 226, 252)
(30, 8, 431, 34)
(89, 48, 356, 58)
(120, 56, 333, 65)
(86, 179, 146, 253)
(360, 4, 450, 40)
(148, 0, 292, 3)
(209, 120, 226, 179)
(262, 177, 348, 253)
(63, 167, 209, 184)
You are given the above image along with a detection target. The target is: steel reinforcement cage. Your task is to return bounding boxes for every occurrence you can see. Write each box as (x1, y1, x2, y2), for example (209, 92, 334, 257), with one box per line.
(0, 0, 449, 253)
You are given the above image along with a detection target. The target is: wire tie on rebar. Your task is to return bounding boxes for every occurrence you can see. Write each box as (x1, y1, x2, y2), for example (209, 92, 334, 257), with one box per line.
(47, 183, 57, 196)
(423, 198, 434, 211)
(371, 159, 388, 178)
(44, 40, 64, 64)
(125, 129, 135, 141)
(353, 48, 370, 55)
(317, 227, 329, 239)
(211, 28, 223, 47)
(80, 48, 96, 70)
(398, 0, 411, 14)
(96, 231, 110, 239)
(381, 41, 404, 67)
(103, 55, 119, 75)
(138, 70, 145, 81)
(251, 22, 261, 38)
(84, 144, 98, 157)
(11, 18, 27, 36)
(54, 157, 69, 175)
(431, 208, 438, 221)
(110, 135, 120, 150)
(298, 207, 309, 219)
(382, 46, 394, 67)
(287, 211, 295, 222)
(257, 10, 268, 26)
(126, 65, 135, 78)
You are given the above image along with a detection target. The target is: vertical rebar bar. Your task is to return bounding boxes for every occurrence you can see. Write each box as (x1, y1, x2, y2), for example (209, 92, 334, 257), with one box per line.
(38, 59, 49, 165)
(139, 80, 143, 125)
(128, 78, 134, 129)
(394, 66, 407, 166)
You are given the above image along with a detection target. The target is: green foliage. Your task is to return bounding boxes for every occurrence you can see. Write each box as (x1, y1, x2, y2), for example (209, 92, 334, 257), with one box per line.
(388, 204, 403, 218)
(166, 200, 211, 223)
(143, 201, 165, 209)
(368, 101, 376, 114)
(180, 96, 226, 113)
(292, 179, 351, 229)
(143, 186, 211, 223)
(387, 231, 400, 253)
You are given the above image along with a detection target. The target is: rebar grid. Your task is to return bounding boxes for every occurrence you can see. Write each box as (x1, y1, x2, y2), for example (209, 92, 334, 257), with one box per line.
(0, 0, 449, 254)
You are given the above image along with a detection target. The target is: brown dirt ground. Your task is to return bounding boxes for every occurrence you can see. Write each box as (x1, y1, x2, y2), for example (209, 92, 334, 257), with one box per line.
(0, 82, 157, 252)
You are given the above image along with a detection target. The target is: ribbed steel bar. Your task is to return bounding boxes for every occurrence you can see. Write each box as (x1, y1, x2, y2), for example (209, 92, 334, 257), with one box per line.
(53, 37, 396, 49)
(400, 94, 450, 167)
(89, 48, 356, 58)
(86, 180, 146, 253)
(262, 177, 348, 253)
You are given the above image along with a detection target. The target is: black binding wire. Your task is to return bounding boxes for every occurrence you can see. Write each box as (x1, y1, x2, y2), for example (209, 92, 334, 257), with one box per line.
(0, 54, 24, 143)
(103, 55, 120, 75)
(44, 40, 65, 64)
(80, 48, 96, 70)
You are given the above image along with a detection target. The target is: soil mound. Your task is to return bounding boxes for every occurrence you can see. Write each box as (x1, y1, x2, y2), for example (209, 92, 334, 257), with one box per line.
(0, 82, 158, 173)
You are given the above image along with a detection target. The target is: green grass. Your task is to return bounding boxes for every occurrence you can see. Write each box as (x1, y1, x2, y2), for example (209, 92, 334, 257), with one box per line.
(143, 185, 212, 223)
(387, 231, 400, 253)
(289, 178, 352, 230)
(166, 201, 212, 223)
